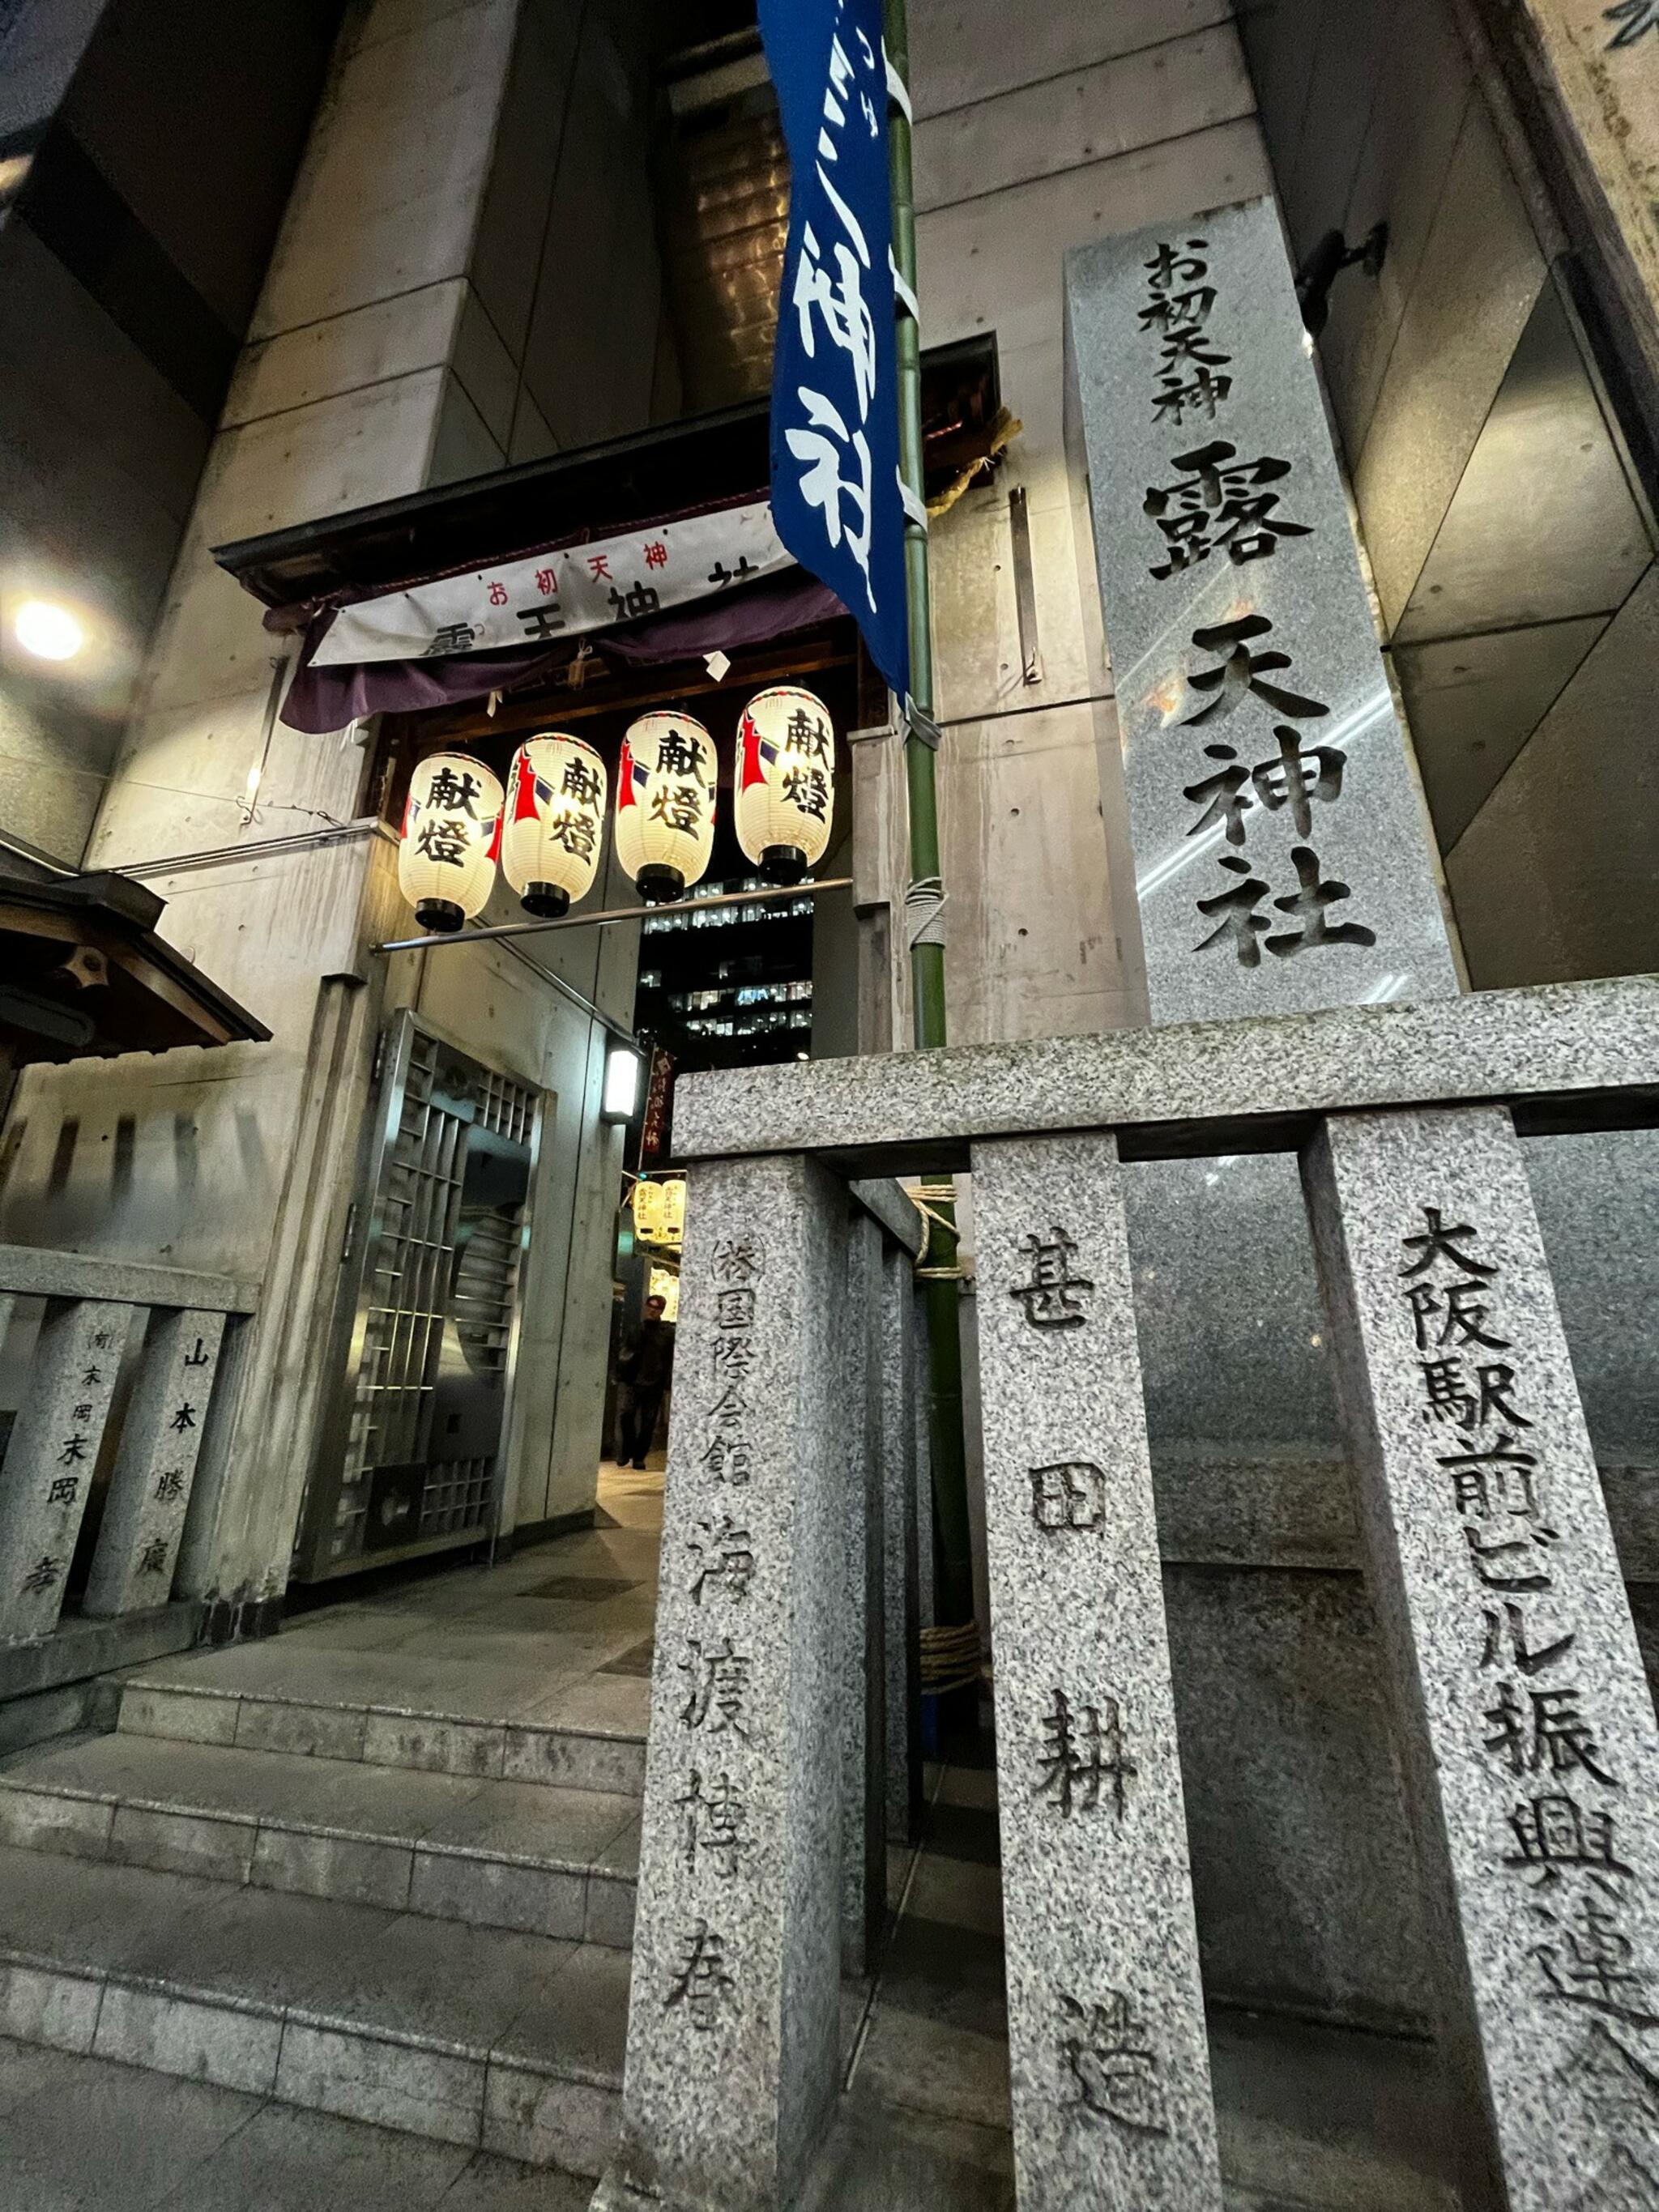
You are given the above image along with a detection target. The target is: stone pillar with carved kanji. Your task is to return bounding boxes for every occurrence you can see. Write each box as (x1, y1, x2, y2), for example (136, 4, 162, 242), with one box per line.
(596, 1153, 851, 2212)
(0, 1299, 130, 1643)
(86, 1310, 226, 1617)
(1304, 1104, 1659, 2209)
(971, 1131, 1225, 2211)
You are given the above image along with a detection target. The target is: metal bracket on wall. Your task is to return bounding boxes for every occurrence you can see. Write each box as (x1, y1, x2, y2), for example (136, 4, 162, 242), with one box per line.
(1009, 486, 1043, 686)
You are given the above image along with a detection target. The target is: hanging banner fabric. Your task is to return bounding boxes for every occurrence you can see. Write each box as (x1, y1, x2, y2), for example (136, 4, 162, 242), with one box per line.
(757, 0, 910, 701)
(310, 500, 793, 668)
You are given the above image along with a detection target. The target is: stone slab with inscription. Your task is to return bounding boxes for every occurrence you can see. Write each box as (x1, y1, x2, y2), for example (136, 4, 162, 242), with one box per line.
(971, 1131, 1224, 2210)
(0, 1300, 130, 1644)
(1066, 196, 1458, 1025)
(1304, 1104, 1659, 2208)
(601, 1153, 851, 2212)
(85, 1310, 225, 1617)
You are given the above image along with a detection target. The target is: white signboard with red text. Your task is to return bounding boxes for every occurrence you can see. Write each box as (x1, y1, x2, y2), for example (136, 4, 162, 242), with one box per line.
(313, 501, 792, 667)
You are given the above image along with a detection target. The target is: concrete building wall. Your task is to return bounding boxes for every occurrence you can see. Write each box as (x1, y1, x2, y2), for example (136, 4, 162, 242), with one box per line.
(0, 0, 664, 1601)
(0, 0, 339, 866)
(910, 0, 1269, 1044)
(1241, 0, 1659, 996)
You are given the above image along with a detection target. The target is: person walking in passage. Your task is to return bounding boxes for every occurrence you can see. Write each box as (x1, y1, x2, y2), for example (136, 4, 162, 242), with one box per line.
(616, 1292, 675, 1469)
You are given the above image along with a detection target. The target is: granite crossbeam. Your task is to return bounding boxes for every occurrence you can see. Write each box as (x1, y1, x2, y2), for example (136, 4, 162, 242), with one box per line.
(671, 976, 1659, 1168)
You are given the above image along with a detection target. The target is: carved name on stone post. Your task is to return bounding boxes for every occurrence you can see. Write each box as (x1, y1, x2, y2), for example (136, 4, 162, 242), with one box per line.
(599, 1155, 850, 2212)
(0, 1299, 130, 1644)
(1304, 1105, 1659, 2208)
(971, 1132, 1224, 2210)
(85, 1309, 225, 1617)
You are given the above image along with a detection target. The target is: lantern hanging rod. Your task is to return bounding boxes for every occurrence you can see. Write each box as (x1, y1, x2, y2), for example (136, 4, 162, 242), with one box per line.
(375, 876, 854, 955)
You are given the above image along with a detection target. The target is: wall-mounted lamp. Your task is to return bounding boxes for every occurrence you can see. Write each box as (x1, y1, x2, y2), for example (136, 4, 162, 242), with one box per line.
(602, 1044, 644, 1124)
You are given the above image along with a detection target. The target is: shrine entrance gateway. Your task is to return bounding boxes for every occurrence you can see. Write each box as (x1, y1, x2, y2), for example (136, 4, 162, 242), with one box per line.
(596, 973, 1659, 2212)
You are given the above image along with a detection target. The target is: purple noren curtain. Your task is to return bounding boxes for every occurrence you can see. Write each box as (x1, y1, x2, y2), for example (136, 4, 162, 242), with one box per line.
(279, 573, 847, 735)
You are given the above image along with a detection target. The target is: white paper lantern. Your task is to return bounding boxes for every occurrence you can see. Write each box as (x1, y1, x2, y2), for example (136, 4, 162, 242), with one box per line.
(735, 685, 834, 884)
(399, 752, 503, 931)
(502, 733, 606, 918)
(659, 1176, 686, 1243)
(632, 1178, 665, 1242)
(632, 1175, 686, 1248)
(615, 711, 716, 904)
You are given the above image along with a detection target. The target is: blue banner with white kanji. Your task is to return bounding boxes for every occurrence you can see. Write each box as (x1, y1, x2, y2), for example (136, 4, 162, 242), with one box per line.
(757, 0, 911, 702)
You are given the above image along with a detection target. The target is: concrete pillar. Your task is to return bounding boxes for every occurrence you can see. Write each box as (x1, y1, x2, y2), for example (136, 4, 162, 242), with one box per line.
(841, 1212, 886, 1978)
(881, 1242, 922, 1845)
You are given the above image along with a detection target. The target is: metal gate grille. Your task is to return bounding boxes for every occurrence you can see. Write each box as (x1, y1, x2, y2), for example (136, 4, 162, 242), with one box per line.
(324, 1028, 538, 1568)
(337, 1032, 464, 1555)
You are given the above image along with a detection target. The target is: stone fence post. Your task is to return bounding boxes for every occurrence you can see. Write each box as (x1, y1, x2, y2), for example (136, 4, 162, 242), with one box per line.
(599, 1153, 853, 2212)
(971, 1131, 1225, 2210)
(1304, 1105, 1659, 2210)
(0, 1300, 130, 1643)
(86, 1310, 227, 1617)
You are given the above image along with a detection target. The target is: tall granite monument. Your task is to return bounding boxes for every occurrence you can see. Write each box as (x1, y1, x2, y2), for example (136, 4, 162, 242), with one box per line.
(1068, 196, 1659, 2205)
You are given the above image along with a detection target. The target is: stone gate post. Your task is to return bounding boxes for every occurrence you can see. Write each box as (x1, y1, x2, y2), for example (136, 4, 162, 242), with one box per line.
(1304, 1104, 1659, 2209)
(599, 1153, 852, 2212)
(970, 1130, 1225, 2211)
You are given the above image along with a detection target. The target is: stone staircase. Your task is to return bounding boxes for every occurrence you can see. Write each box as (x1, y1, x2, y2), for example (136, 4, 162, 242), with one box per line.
(0, 1664, 646, 2174)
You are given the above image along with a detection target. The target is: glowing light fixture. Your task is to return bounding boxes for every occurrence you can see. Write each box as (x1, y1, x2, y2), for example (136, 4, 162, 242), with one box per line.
(603, 1044, 644, 1123)
(14, 600, 84, 662)
(632, 1178, 666, 1242)
(630, 1174, 686, 1248)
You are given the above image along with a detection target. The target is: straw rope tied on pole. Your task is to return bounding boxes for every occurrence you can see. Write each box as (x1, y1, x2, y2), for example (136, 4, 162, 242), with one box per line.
(754, 0, 979, 1713)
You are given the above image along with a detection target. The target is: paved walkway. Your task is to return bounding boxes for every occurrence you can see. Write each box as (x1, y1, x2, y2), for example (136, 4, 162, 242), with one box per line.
(198, 1462, 666, 1740)
(0, 2035, 591, 2212)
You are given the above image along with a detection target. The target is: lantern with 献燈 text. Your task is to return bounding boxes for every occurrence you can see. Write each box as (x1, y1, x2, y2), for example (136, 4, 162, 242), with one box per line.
(615, 711, 716, 904)
(501, 733, 606, 918)
(734, 685, 834, 884)
(399, 752, 503, 931)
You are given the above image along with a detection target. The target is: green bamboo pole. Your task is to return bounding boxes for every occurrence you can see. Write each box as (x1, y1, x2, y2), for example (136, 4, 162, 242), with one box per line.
(885, 0, 975, 1645)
